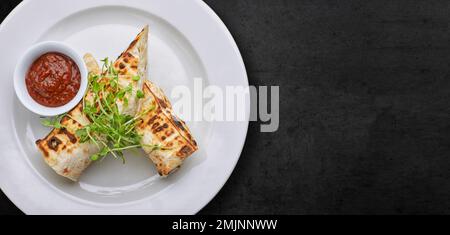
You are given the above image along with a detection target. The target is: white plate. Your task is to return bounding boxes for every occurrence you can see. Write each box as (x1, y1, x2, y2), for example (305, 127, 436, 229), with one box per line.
(0, 0, 249, 214)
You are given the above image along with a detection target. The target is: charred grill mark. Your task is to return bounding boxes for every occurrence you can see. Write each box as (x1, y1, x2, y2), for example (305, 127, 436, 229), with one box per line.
(42, 148, 49, 158)
(123, 58, 129, 63)
(172, 115, 186, 132)
(177, 145, 193, 157)
(142, 81, 198, 156)
(119, 63, 126, 69)
(128, 39, 138, 50)
(152, 122, 160, 129)
(154, 126, 164, 133)
(72, 120, 82, 128)
(158, 98, 168, 109)
(117, 52, 124, 60)
(59, 128, 77, 144)
(165, 130, 174, 137)
(47, 137, 62, 151)
(86, 115, 93, 123)
(126, 52, 134, 58)
(36, 140, 49, 157)
(181, 145, 192, 154)
(61, 115, 71, 124)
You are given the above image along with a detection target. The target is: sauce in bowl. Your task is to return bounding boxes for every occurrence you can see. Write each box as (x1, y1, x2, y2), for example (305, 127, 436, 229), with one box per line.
(25, 52, 81, 107)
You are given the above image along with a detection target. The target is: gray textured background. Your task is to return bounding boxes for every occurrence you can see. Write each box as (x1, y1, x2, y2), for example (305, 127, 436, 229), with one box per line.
(1, 0, 450, 215)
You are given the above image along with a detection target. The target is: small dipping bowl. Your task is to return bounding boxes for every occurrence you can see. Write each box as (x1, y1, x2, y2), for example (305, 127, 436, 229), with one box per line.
(14, 41, 88, 117)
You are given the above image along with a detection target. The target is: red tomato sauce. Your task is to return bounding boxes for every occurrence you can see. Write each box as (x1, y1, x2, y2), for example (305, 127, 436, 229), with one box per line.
(26, 52, 81, 107)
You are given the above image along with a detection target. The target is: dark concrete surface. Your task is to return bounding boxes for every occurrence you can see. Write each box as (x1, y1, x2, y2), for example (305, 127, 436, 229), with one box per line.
(1, 0, 450, 215)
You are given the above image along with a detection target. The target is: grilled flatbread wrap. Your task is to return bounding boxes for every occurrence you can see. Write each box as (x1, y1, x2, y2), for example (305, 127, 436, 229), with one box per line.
(35, 26, 149, 181)
(114, 26, 148, 115)
(137, 80, 198, 176)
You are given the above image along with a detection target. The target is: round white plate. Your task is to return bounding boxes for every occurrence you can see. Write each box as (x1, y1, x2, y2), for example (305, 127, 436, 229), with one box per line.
(0, 0, 249, 214)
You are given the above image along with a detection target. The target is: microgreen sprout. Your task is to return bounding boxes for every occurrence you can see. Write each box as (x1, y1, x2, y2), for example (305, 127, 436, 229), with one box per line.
(76, 60, 158, 163)
(40, 113, 67, 129)
(41, 58, 166, 163)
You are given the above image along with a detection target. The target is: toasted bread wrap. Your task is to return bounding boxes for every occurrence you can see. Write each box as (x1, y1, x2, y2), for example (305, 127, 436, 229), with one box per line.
(137, 80, 198, 176)
(36, 26, 149, 181)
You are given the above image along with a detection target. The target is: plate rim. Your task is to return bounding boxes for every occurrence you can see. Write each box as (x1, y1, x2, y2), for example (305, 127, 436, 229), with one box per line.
(0, 0, 249, 215)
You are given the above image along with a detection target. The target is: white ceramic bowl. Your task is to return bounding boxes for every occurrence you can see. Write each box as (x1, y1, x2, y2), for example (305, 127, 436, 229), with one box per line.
(13, 41, 88, 116)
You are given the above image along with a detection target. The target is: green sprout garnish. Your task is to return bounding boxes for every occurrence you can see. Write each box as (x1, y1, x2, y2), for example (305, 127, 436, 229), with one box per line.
(77, 59, 156, 163)
(132, 75, 141, 81)
(41, 58, 166, 163)
(41, 114, 66, 129)
(136, 90, 144, 99)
